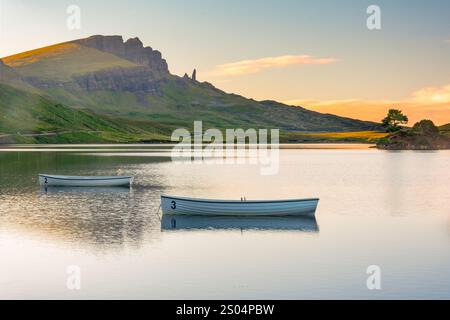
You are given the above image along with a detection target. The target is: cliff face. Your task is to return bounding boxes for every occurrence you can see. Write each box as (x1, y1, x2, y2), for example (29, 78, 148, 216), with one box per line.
(60, 35, 169, 94)
(74, 35, 169, 76)
(73, 67, 162, 94)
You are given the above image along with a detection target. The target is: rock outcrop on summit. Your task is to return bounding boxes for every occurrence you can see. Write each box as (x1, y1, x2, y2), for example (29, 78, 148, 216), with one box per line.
(75, 35, 169, 76)
(63, 35, 170, 94)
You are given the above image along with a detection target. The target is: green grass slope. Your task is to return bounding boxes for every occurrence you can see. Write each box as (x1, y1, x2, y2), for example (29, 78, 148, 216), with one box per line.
(0, 81, 383, 144)
(2, 42, 137, 80)
(0, 83, 171, 143)
(38, 76, 381, 132)
(0, 83, 121, 133)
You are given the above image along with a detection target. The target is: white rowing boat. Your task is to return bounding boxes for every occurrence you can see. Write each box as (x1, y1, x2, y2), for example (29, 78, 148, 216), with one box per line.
(38, 174, 133, 187)
(161, 195, 319, 217)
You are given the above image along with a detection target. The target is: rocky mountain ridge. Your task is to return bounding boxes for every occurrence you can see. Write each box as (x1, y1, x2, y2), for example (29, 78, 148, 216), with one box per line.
(74, 35, 169, 76)
(73, 35, 175, 95)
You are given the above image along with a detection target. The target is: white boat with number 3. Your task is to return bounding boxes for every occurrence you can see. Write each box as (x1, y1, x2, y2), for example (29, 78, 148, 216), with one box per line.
(161, 195, 319, 217)
(39, 174, 133, 187)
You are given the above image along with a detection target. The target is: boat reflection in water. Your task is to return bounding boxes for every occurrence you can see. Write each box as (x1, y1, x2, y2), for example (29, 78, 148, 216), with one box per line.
(40, 186, 132, 194)
(161, 214, 319, 232)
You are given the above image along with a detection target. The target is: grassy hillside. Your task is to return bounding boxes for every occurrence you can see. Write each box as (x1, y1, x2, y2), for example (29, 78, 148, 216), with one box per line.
(2, 42, 137, 80)
(0, 81, 384, 144)
(0, 83, 120, 133)
(36, 78, 381, 133)
(0, 83, 171, 142)
(0, 82, 384, 145)
(0, 59, 41, 93)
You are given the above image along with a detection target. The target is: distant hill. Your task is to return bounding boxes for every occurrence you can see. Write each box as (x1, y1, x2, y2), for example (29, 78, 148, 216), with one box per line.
(0, 35, 382, 143)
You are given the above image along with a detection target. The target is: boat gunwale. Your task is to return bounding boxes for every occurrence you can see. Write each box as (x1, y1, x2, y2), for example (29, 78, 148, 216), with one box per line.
(39, 174, 132, 181)
(161, 195, 320, 204)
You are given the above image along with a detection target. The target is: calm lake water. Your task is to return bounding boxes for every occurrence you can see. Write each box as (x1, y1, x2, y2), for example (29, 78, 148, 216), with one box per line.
(0, 144, 449, 299)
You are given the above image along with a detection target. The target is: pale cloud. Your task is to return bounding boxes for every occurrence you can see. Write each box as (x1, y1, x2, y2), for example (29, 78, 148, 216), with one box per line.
(213, 55, 337, 76)
(284, 84, 450, 125)
(412, 84, 450, 103)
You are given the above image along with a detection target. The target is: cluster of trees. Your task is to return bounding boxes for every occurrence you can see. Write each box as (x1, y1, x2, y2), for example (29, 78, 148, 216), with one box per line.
(377, 108, 448, 149)
(381, 108, 439, 136)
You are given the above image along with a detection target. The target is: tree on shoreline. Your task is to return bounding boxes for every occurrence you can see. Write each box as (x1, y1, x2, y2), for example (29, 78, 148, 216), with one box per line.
(382, 109, 408, 132)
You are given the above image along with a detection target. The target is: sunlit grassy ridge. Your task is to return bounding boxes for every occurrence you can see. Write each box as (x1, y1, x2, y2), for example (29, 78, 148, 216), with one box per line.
(3, 42, 137, 80)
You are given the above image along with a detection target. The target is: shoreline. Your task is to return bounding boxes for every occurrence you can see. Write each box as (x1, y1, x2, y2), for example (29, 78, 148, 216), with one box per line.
(2, 143, 449, 151)
(0, 130, 388, 145)
(0, 142, 377, 151)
